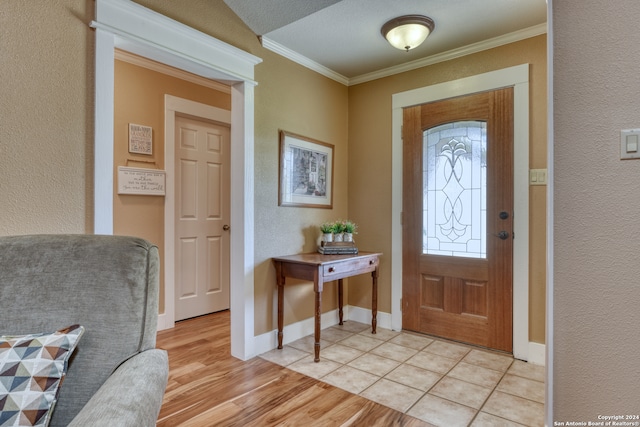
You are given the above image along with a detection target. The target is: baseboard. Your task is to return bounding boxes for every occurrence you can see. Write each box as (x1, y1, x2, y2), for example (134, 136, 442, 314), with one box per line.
(528, 341, 546, 366)
(347, 305, 394, 330)
(253, 306, 391, 357)
(157, 313, 170, 331)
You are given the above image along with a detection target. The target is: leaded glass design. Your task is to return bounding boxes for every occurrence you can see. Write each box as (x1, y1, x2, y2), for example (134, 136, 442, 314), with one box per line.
(423, 121, 487, 258)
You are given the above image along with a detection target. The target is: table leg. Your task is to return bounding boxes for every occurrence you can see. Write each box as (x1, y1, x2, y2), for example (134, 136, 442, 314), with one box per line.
(276, 263, 284, 349)
(338, 278, 344, 325)
(314, 288, 321, 362)
(371, 267, 378, 334)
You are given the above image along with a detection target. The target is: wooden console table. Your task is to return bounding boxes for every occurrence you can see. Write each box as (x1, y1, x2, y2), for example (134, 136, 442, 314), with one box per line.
(272, 252, 381, 362)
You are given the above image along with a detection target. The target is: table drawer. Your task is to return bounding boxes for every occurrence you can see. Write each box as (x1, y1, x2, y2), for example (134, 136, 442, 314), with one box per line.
(323, 256, 378, 279)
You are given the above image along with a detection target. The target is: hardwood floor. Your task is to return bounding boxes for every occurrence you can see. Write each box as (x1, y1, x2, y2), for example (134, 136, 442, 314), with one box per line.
(156, 311, 431, 426)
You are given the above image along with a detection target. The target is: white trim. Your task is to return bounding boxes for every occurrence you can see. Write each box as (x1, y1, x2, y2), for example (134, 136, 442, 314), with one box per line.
(528, 342, 546, 366)
(94, 29, 115, 235)
(260, 37, 349, 86)
(391, 64, 531, 360)
(545, 0, 554, 423)
(91, 0, 261, 360)
(115, 50, 232, 94)
(160, 96, 231, 332)
(347, 306, 393, 331)
(261, 24, 546, 87)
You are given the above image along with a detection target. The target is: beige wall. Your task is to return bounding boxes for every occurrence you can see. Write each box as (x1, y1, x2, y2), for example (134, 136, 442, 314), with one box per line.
(553, 0, 640, 419)
(348, 35, 548, 344)
(113, 58, 231, 313)
(253, 51, 349, 334)
(0, 1, 94, 235)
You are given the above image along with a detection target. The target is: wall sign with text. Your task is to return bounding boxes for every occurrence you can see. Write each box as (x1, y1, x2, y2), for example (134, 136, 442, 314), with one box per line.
(117, 166, 165, 196)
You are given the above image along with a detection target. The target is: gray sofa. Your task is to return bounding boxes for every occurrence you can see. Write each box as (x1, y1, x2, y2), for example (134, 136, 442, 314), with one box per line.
(0, 234, 169, 426)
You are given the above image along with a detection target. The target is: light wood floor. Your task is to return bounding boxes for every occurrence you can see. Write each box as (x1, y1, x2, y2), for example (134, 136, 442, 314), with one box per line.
(156, 311, 431, 426)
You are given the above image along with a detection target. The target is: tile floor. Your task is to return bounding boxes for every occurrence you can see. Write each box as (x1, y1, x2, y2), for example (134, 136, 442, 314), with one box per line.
(259, 321, 544, 427)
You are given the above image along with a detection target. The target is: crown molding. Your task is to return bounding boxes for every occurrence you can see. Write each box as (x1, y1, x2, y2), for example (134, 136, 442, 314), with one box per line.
(262, 23, 546, 86)
(351, 23, 547, 85)
(260, 37, 349, 85)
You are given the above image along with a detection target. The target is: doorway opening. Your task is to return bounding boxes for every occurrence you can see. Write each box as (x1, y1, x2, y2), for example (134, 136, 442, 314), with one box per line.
(91, 0, 262, 360)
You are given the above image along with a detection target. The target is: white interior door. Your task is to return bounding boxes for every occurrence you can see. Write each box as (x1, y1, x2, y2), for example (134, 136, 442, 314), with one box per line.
(175, 115, 230, 321)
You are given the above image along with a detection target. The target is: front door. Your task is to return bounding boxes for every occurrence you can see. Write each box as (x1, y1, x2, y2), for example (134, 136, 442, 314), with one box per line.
(402, 88, 514, 352)
(175, 115, 231, 321)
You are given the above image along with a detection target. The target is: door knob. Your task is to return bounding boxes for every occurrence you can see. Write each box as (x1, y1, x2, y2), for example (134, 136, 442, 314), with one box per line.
(499, 211, 509, 220)
(497, 231, 509, 240)
(223, 224, 230, 231)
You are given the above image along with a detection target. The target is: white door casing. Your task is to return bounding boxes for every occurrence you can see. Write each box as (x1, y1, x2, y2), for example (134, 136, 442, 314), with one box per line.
(91, 0, 262, 360)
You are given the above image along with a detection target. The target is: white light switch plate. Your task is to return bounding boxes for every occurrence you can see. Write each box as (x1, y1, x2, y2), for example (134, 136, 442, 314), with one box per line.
(620, 129, 640, 159)
(530, 169, 547, 185)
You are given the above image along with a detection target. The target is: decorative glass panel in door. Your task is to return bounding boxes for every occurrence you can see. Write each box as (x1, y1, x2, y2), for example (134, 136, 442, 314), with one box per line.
(424, 121, 487, 258)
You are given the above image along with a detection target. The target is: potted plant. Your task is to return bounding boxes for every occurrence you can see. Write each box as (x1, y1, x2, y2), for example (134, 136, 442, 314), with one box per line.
(320, 222, 334, 243)
(342, 220, 357, 242)
(332, 220, 346, 242)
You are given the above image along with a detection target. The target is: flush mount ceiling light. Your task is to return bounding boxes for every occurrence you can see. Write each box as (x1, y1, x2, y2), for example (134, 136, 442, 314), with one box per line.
(381, 15, 435, 52)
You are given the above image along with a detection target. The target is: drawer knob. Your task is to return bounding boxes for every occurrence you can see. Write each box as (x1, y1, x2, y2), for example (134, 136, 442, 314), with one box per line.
(369, 260, 374, 265)
(328, 267, 335, 272)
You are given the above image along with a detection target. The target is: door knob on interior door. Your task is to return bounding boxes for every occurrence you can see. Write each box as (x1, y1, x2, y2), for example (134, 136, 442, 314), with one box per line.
(223, 224, 230, 231)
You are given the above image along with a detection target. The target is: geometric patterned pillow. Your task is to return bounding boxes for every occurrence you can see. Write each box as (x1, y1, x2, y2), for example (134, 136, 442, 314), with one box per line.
(0, 325, 84, 427)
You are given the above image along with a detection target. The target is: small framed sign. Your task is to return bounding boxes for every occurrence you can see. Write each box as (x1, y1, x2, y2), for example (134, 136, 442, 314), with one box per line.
(128, 123, 153, 155)
(117, 166, 165, 196)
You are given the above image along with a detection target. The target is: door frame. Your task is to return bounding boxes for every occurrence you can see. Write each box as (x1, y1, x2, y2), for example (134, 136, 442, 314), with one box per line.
(90, 0, 262, 360)
(163, 95, 231, 328)
(391, 64, 531, 360)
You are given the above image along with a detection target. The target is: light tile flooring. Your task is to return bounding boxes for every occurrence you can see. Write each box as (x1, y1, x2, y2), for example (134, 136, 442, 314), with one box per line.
(260, 321, 544, 427)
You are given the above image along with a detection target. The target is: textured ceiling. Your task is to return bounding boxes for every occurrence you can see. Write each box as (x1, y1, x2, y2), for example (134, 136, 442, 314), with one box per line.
(224, 0, 547, 80)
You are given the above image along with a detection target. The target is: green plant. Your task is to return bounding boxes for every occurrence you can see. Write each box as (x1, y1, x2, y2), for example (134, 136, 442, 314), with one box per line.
(319, 222, 334, 234)
(343, 220, 357, 234)
(331, 221, 346, 234)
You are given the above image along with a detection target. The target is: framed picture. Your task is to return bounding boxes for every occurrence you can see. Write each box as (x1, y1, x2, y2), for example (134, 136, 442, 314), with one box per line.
(128, 123, 153, 155)
(279, 130, 334, 208)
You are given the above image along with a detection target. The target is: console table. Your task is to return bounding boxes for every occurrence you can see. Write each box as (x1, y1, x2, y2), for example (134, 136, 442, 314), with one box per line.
(272, 252, 381, 362)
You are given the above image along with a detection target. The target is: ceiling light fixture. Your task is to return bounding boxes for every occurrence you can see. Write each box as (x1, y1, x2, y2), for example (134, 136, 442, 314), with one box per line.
(381, 15, 435, 52)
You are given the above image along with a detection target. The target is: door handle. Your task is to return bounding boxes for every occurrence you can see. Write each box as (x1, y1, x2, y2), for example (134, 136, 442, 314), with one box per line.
(497, 231, 509, 240)
(223, 224, 230, 231)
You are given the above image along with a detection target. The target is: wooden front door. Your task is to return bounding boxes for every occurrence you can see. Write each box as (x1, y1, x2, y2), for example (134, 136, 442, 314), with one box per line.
(402, 88, 514, 352)
(175, 115, 231, 321)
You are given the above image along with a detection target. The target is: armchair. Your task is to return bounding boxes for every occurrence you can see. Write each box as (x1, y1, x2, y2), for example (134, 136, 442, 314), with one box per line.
(0, 234, 169, 426)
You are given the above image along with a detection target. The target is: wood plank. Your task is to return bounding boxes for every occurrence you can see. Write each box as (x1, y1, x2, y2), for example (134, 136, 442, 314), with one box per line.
(156, 311, 432, 426)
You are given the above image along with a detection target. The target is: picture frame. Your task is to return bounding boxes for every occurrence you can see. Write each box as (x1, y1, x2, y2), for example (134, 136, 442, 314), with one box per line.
(278, 130, 334, 209)
(128, 123, 153, 155)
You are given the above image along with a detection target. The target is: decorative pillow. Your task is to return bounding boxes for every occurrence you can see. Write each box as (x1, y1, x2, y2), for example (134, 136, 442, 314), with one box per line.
(0, 325, 84, 427)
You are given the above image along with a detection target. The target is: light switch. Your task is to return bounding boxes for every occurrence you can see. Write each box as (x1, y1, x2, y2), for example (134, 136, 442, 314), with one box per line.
(620, 129, 640, 159)
(530, 169, 547, 186)
(626, 135, 638, 152)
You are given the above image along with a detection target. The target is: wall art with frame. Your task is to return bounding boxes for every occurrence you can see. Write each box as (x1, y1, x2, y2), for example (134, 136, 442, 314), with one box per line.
(278, 130, 334, 209)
